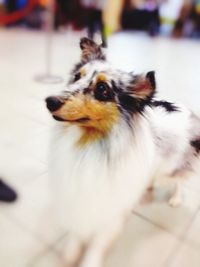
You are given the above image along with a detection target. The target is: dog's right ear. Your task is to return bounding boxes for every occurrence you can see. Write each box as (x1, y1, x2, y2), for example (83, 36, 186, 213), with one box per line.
(130, 71, 156, 100)
(80, 37, 105, 64)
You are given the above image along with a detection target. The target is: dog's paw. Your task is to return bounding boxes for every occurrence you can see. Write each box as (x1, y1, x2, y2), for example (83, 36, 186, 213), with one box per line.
(168, 196, 182, 208)
(140, 189, 154, 205)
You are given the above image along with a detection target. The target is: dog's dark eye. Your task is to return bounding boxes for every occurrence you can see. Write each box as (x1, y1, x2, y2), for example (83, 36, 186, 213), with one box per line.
(95, 82, 114, 101)
(74, 72, 81, 82)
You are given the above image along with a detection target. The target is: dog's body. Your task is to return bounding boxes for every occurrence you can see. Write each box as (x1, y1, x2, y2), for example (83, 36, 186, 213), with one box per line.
(46, 38, 200, 267)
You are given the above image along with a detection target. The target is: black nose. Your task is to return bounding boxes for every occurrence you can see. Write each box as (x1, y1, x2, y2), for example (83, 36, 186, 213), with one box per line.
(45, 97, 64, 112)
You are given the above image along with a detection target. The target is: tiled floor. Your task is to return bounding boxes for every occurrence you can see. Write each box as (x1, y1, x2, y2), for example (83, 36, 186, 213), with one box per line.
(0, 28, 200, 267)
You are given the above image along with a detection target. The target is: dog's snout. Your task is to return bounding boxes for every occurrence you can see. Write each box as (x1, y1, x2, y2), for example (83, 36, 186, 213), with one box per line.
(46, 97, 64, 112)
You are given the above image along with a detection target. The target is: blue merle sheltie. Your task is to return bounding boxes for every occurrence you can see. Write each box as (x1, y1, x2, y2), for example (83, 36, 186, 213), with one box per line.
(45, 37, 200, 267)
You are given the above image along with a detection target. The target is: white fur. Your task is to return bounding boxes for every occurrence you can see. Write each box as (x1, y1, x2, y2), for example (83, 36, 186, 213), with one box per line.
(49, 116, 155, 239)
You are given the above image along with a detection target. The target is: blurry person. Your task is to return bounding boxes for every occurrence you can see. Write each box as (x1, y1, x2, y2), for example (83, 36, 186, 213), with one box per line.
(172, 0, 193, 38)
(122, 0, 160, 36)
(173, 0, 200, 38)
(5, 0, 17, 14)
(55, 0, 74, 29)
(0, 179, 17, 203)
(81, 0, 107, 47)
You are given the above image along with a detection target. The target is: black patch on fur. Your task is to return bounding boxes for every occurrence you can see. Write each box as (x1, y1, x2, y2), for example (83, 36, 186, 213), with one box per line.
(91, 70, 97, 80)
(191, 139, 200, 154)
(72, 62, 84, 74)
(118, 93, 148, 114)
(152, 100, 179, 112)
(146, 71, 156, 90)
(83, 87, 92, 94)
(68, 62, 85, 84)
(74, 72, 81, 82)
(112, 81, 152, 115)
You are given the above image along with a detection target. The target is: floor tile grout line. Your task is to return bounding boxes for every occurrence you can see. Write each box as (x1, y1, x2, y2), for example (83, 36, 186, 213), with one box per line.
(18, 170, 49, 188)
(133, 195, 200, 239)
(0, 210, 56, 250)
(20, 148, 48, 165)
(1, 208, 69, 259)
(13, 145, 47, 166)
(0, 132, 48, 167)
(0, 210, 49, 244)
(1, 196, 71, 253)
(1, 101, 50, 128)
(8, 121, 50, 164)
(132, 210, 183, 240)
(21, 112, 53, 128)
(133, 207, 200, 254)
(49, 232, 69, 254)
(27, 234, 69, 267)
(162, 238, 184, 267)
(2, 168, 48, 190)
(182, 237, 200, 252)
(163, 206, 200, 267)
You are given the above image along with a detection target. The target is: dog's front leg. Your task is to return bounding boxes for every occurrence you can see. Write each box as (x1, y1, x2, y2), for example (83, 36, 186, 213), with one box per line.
(162, 170, 190, 208)
(79, 218, 125, 267)
(168, 178, 184, 207)
(63, 234, 85, 267)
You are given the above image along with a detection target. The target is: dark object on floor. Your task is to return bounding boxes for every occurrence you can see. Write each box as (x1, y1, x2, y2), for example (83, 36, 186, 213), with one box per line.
(0, 179, 17, 203)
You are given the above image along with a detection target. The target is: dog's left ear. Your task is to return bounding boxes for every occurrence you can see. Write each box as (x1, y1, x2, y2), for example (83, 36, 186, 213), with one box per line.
(80, 37, 105, 63)
(131, 71, 156, 100)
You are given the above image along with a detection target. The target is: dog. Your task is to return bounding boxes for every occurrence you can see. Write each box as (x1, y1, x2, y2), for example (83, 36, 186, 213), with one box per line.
(45, 37, 200, 267)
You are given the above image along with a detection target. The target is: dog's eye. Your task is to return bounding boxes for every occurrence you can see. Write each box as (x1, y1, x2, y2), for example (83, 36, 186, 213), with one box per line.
(95, 82, 114, 101)
(74, 72, 81, 82)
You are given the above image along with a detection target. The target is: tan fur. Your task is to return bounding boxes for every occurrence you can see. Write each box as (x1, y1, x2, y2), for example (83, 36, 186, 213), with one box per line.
(96, 73, 107, 83)
(52, 95, 119, 146)
(78, 104, 119, 146)
(80, 68, 86, 77)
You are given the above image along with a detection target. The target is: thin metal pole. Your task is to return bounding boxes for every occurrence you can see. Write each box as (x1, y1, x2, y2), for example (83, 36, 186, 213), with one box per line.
(46, 0, 53, 76)
(35, 0, 63, 84)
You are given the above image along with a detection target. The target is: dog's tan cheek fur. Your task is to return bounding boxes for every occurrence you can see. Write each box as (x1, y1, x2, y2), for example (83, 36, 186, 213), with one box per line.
(52, 96, 119, 145)
(78, 102, 120, 146)
(53, 96, 87, 121)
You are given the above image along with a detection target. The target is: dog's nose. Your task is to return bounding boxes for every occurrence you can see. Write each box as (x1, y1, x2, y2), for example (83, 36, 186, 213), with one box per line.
(45, 97, 64, 112)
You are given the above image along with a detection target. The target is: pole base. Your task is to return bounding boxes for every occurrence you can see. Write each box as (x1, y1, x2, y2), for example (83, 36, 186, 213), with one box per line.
(35, 74, 63, 84)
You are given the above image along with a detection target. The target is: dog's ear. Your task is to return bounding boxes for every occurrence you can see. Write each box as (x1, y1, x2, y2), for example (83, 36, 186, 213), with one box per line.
(80, 37, 105, 63)
(130, 71, 156, 100)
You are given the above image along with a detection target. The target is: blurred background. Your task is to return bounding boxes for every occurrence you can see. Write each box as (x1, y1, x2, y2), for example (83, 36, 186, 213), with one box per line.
(1, 0, 200, 38)
(1, 1, 200, 267)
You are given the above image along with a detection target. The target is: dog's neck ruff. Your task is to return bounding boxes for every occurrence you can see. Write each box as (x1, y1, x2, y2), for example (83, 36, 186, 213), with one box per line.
(50, 114, 154, 171)
(53, 118, 133, 156)
(49, 114, 154, 237)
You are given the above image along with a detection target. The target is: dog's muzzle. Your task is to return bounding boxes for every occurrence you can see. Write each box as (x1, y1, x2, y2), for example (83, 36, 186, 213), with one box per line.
(46, 97, 64, 112)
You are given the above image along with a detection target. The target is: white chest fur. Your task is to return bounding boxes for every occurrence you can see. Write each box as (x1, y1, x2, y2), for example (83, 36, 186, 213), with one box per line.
(48, 118, 154, 239)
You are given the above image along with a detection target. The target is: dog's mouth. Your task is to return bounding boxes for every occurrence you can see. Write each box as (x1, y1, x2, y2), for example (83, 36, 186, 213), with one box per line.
(53, 115, 90, 123)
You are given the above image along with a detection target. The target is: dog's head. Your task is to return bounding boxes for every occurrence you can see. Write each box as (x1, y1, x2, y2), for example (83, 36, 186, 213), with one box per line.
(46, 38, 156, 144)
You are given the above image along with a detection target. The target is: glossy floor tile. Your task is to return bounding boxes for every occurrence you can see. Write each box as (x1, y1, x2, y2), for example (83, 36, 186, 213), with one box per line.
(0, 213, 45, 267)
